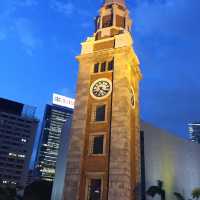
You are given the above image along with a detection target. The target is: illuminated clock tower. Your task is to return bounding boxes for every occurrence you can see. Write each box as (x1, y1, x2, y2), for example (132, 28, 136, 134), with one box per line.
(63, 0, 142, 199)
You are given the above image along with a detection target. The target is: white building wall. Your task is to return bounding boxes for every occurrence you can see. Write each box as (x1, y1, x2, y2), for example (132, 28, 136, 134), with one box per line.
(142, 122, 200, 200)
(51, 118, 72, 200)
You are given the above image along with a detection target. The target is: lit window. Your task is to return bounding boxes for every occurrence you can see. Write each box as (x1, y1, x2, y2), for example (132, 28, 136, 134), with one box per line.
(90, 135, 104, 155)
(95, 105, 106, 122)
(9, 153, 17, 157)
(189, 127, 194, 133)
(87, 178, 102, 200)
(3, 180, 8, 184)
(18, 154, 26, 158)
(21, 138, 27, 143)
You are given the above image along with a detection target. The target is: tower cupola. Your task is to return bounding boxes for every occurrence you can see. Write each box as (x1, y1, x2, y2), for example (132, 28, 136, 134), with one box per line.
(94, 0, 132, 40)
(105, 0, 125, 6)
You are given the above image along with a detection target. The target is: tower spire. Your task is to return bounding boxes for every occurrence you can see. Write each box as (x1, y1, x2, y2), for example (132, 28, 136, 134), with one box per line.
(105, 0, 125, 6)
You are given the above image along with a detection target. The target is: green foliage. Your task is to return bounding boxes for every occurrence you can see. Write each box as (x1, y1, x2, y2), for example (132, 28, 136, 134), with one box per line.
(157, 180, 163, 189)
(146, 180, 165, 200)
(147, 186, 160, 197)
(192, 188, 200, 200)
(23, 180, 53, 200)
(174, 192, 185, 200)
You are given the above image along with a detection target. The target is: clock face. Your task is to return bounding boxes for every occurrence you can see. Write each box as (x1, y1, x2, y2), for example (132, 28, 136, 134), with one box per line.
(90, 78, 112, 99)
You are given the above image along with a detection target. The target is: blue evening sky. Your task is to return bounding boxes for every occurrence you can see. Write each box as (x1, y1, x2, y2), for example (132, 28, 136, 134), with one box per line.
(1, 0, 200, 141)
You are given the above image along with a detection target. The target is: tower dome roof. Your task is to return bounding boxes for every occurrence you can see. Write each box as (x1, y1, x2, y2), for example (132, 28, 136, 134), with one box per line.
(105, 0, 125, 6)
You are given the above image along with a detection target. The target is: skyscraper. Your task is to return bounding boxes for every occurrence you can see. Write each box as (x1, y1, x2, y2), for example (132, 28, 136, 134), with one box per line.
(38, 94, 74, 182)
(0, 98, 38, 189)
(63, 0, 142, 199)
(188, 122, 200, 144)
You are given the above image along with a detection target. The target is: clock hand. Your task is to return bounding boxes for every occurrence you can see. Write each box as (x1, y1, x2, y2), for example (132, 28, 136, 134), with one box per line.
(100, 87, 109, 92)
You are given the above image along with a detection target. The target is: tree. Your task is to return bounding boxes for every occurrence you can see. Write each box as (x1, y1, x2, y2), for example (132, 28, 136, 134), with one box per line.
(23, 180, 53, 200)
(0, 186, 17, 200)
(192, 188, 200, 200)
(174, 192, 185, 200)
(146, 180, 165, 200)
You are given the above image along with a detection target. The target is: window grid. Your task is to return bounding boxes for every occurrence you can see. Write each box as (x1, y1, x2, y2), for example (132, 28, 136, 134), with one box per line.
(93, 59, 114, 74)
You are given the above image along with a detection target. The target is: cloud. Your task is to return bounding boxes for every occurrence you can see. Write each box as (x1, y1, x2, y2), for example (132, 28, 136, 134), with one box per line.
(50, 0, 75, 16)
(132, 0, 200, 39)
(50, 0, 92, 18)
(0, 31, 7, 41)
(81, 22, 92, 29)
(0, 0, 41, 54)
(15, 18, 42, 55)
(14, 0, 38, 7)
(129, 0, 200, 136)
(0, 0, 38, 20)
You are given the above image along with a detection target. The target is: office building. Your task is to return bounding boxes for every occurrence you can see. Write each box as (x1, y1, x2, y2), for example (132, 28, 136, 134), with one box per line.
(38, 94, 74, 182)
(0, 98, 38, 189)
(188, 122, 200, 143)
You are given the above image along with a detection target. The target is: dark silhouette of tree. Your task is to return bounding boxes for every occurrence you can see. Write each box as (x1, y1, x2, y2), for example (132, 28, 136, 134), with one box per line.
(0, 186, 17, 200)
(146, 180, 165, 200)
(174, 192, 185, 200)
(192, 188, 200, 200)
(23, 180, 53, 200)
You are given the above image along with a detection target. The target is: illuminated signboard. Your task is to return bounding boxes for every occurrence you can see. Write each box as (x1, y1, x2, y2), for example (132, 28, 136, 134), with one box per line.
(53, 93, 75, 109)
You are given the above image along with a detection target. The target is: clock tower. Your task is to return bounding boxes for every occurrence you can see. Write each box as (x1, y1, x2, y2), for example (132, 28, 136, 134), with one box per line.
(63, 0, 142, 199)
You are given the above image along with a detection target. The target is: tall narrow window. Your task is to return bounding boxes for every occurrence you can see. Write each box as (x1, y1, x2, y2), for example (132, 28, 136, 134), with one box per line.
(94, 63, 99, 73)
(87, 178, 102, 200)
(90, 135, 104, 155)
(100, 62, 106, 72)
(116, 15, 126, 28)
(102, 15, 113, 28)
(95, 105, 106, 122)
(108, 59, 114, 71)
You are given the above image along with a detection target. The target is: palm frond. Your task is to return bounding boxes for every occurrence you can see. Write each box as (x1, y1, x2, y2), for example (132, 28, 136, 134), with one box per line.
(174, 192, 185, 200)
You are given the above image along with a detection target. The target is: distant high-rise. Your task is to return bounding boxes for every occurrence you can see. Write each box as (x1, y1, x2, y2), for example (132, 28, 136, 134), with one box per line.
(188, 122, 200, 143)
(0, 98, 38, 189)
(38, 94, 74, 182)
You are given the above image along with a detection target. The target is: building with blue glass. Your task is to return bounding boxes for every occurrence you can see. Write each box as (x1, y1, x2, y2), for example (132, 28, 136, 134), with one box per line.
(37, 94, 74, 182)
(188, 122, 200, 144)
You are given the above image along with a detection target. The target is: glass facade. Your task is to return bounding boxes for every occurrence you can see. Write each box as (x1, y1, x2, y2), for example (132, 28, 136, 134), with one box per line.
(188, 122, 200, 144)
(38, 104, 73, 181)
